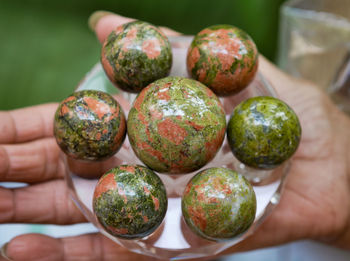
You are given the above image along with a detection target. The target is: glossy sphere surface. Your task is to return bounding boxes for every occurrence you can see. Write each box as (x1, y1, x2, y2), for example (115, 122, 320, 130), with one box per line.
(187, 25, 258, 96)
(182, 167, 256, 241)
(127, 76, 226, 174)
(227, 96, 301, 169)
(93, 165, 167, 239)
(101, 21, 172, 93)
(54, 90, 126, 161)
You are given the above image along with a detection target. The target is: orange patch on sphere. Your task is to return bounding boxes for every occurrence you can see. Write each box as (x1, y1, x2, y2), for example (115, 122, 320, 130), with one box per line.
(214, 42, 239, 71)
(186, 120, 204, 131)
(142, 38, 161, 59)
(138, 142, 165, 163)
(205, 29, 242, 72)
(83, 97, 111, 120)
(151, 195, 160, 211)
(114, 25, 124, 36)
(134, 87, 148, 111)
(121, 27, 138, 53)
(60, 104, 70, 116)
(64, 96, 76, 102)
(157, 89, 171, 101)
(106, 104, 120, 122)
(212, 71, 238, 91)
(126, 27, 138, 39)
(143, 186, 150, 195)
(187, 205, 207, 231)
(101, 44, 116, 83)
(184, 181, 192, 195)
(197, 66, 208, 83)
(119, 165, 136, 173)
(138, 113, 148, 124)
(157, 118, 187, 145)
(94, 173, 117, 199)
(108, 226, 129, 235)
(205, 87, 215, 97)
(187, 47, 200, 72)
(112, 114, 126, 150)
(222, 183, 233, 195)
(198, 28, 214, 36)
(149, 107, 163, 120)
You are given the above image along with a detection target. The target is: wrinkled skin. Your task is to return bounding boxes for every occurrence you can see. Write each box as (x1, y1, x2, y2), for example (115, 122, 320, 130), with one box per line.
(0, 13, 350, 261)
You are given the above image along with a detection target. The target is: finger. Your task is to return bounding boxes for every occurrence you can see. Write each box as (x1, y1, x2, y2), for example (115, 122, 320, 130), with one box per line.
(113, 93, 131, 114)
(221, 200, 298, 254)
(94, 13, 180, 44)
(0, 103, 58, 144)
(258, 56, 322, 108)
(0, 180, 85, 224)
(222, 163, 326, 254)
(0, 138, 64, 183)
(6, 233, 158, 261)
(158, 26, 182, 37)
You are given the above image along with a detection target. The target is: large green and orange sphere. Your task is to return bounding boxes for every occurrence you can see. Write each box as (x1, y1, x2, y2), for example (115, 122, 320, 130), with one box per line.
(187, 25, 258, 96)
(127, 76, 226, 174)
(54, 90, 126, 161)
(182, 167, 256, 241)
(93, 165, 167, 239)
(101, 21, 172, 93)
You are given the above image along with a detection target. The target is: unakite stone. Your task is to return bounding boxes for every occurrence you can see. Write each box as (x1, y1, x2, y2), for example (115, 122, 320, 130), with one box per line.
(127, 76, 226, 174)
(93, 165, 167, 239)
(227, 96, 302, 169)
(187, 24, 258, 96)
(54, 90, 126, 161)
(101, 20, 172, 93)
(182, 167, 256, 241)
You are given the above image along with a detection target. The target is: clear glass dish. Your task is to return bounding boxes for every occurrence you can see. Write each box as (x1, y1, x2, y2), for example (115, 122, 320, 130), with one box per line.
(63, 35, 289, 260)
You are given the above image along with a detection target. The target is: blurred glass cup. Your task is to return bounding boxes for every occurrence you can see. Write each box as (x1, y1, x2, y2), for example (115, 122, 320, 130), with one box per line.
(278, 0, 350, 114)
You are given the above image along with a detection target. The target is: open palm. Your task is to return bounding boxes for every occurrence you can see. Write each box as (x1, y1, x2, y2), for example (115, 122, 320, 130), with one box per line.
(1, 13, 349, 261)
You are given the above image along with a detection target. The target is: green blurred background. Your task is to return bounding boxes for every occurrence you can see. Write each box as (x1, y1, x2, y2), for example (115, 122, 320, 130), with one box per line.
(0, 0, 286, 110)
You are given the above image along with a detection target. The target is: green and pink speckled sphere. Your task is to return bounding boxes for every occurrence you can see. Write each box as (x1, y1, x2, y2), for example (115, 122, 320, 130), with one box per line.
(127, 76, 226, 174)
(227, 96, 302, 169)
(187, 25, 258, 96)
(93, 165, 167, 239)
(54, 90, 126, 161)
(101, 21, 172, 93)
(182, 167, 256, 241)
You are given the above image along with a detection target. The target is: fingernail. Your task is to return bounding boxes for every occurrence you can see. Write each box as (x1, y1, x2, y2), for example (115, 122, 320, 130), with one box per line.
(88, 10, 115, 32)
(0, 243, 12, 260)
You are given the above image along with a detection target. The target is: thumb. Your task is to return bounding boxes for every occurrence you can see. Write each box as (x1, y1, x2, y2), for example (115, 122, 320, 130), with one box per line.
(88, 11, 181, 44)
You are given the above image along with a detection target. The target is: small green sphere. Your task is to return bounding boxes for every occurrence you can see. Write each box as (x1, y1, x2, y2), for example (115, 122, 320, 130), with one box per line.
(93, 165, 168, 239)
(187, 24, 258, 96)
(182, 167, 256, 241)
(127, 76, 226, 174)
(54, 90, 126, 161)
(227, 96, 302, 169)
(101, 20, 172, 93)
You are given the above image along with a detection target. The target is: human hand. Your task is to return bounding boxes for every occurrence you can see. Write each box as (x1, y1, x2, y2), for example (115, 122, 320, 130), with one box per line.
(0, 102, 159, 261)
(93, 13, 350, 252)
(224, 56, 350, 253)
(2, 11, 350, 261)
